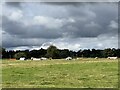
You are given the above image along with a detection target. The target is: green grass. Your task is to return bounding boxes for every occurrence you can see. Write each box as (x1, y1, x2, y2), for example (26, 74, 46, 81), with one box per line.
(2, 58, 118, 88)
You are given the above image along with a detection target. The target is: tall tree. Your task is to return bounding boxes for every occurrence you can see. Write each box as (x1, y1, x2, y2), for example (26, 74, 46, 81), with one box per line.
(46, 45, 59, 59)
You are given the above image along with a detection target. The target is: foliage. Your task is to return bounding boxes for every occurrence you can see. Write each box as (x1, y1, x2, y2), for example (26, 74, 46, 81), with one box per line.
(46, 45, 59, 59)
(14, 52, 26, 59)
(2, 46, 120, 59)
(58, 49, 70, 58)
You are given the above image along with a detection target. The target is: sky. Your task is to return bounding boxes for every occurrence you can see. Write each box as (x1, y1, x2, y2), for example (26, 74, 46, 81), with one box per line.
(2, 2, 118, 51)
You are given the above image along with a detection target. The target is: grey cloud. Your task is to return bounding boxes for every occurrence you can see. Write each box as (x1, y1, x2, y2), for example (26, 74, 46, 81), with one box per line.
(41, 2, 86, 6)
(62, 3, 118, 38)
(2, 32, 47, 48)
(5, 2, 22, 8)
(2, 2, 118, 50)
(2, 16, 26, 35)
(19, 26, 62, 39)
(2, 16, 62, 39)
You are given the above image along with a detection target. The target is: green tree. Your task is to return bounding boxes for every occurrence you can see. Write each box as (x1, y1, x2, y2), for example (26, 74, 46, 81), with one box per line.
(59, 49, 70, 58)
(46, 45, 59, 59)
(14, 52, 26, 59)
(1, 48, 8, 58)
(103, 48, 113, 57)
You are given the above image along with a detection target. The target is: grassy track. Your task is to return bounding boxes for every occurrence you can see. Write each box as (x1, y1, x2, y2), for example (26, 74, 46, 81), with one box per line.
(2, 58, 118, 88)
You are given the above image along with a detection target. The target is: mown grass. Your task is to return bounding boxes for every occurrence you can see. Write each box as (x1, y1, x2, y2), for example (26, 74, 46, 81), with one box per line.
(2, 58, 118, 88)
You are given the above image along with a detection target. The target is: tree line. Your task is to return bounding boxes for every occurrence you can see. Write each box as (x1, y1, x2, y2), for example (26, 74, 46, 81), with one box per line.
(1, 45, 120, 59)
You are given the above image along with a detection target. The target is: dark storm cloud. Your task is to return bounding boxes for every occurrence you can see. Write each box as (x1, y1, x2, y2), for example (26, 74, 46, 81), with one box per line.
(42, 2, 115, 6)
(2, 16, 26, 35)
(2, 2, 118, 50)
(3, 2, 118, 38)
(64, 3, 118, 37)
(2, 38, 43, 48)
(2, 16, 62, 39)
(5, 2, 22, 8)
(18, 26, 62, 39)
(42, 2, 86, 6)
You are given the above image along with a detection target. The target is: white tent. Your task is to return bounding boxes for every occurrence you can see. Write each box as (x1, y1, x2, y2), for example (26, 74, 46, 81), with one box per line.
(41, 57, 47, 60)
(65, 57, 72, 60)
(19, 57, 25, 60)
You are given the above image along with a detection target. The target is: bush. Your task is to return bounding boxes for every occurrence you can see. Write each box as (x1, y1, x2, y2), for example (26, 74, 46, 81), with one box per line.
(14, 52, 26, 59)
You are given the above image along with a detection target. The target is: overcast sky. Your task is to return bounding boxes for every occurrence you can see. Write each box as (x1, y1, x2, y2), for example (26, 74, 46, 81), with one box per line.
(2, 2, 118, 51)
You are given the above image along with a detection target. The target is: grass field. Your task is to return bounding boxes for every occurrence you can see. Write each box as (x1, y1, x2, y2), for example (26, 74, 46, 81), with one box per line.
(2, 58, 118, 88)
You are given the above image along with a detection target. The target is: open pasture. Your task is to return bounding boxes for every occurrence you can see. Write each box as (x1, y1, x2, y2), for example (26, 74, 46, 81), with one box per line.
(2, 58, 118, 88)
